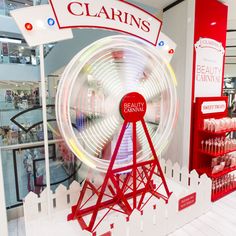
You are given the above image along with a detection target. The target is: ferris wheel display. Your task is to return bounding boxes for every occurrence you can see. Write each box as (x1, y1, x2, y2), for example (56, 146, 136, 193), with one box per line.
(56, 35, 178, 173)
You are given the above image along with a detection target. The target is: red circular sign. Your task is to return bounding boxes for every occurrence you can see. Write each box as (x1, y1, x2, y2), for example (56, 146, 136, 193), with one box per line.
(120, 92, 147, 122)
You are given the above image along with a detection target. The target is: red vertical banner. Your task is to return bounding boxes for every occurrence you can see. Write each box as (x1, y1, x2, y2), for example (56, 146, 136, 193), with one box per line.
(193, 0, 228, 100)
(190, 0, 228, 170)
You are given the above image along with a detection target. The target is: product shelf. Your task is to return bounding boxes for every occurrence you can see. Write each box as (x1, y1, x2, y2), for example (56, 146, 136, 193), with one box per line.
(198, 148, 236, 158)
(193, 97, 236, 202)
(197, 166, 236, 179)
(212, 183, 236, 202)
(200, 128, 236, 135)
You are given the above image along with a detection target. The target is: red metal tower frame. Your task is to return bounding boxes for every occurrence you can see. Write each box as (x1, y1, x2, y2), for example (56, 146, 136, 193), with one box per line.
(68, 92, 172, 233)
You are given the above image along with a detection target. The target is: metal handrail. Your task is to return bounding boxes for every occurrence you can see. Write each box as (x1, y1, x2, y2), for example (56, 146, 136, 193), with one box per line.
(0, 138, 63, 151)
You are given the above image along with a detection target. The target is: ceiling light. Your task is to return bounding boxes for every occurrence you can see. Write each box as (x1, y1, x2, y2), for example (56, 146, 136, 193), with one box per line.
(0, 37, 22, 44)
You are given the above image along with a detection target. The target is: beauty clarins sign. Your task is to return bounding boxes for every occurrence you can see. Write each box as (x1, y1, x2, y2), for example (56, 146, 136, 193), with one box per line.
(49, 0, 162, 45)
(194, 38, 225, 99)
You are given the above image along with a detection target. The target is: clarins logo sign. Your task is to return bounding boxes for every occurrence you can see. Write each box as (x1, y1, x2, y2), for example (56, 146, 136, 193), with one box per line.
(49, 0, 162, 45)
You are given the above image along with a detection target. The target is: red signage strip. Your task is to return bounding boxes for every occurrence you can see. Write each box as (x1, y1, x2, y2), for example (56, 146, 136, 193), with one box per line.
(201, 101, 226, 114)
(178, 193, 196, 211)
(100, 232, 111, 236)
(49, 0, 162, 46)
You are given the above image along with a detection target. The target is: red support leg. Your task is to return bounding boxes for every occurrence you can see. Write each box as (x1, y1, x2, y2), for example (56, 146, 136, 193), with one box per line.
(137, 163, 156, 210)
(87, 121, 128, 231)
(68, 116, 172, 233)
(141, 119, 172, 199)
(132, 122, 137, 209)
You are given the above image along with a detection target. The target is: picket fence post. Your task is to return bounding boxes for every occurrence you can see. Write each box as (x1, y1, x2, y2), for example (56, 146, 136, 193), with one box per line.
(155, 198, 167, 236)
(166, 193, 178, 234)
(172, 163, 181, 183)
(54, 184, 68, 211)
(189, 170, 199, 190)
(69, 180, 81, 206)
(165, 160, 173, 179)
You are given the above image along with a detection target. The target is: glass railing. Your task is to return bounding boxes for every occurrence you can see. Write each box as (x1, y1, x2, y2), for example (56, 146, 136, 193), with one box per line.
(0, 41, 39, 65)
(0, 0, 56, 64)
(0, 104, 59, 146)
(0, 0, 6, 16)
(0, 42, 56, 66)
(1, 139, 84, 208)
(0, 80, 59, 147)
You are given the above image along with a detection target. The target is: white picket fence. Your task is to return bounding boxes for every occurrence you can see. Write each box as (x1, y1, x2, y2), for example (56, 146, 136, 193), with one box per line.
(23, 159, 212, 236)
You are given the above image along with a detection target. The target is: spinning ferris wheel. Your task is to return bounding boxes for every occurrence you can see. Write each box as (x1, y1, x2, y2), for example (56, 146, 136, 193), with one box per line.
(56, 35, 178, 232)
(56, 35, 177, 172)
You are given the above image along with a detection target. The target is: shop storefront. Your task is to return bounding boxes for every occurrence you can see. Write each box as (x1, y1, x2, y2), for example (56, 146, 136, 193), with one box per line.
(0, 0, 236, 236)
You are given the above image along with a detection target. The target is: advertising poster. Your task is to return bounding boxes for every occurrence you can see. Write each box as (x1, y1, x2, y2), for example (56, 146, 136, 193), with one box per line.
(194, 38, 225, 100)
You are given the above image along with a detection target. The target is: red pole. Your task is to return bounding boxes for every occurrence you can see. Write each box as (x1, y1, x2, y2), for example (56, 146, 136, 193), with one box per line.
(133, 122, 137, 209)
(141, 119, 171, 198)
(88, 121, 128, 231)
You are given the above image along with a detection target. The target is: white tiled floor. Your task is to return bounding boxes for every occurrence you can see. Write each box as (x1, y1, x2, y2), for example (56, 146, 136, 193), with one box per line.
(8, 217, 25, 236)
(170, 191, 236, 236)
(8, 191, 236, 236)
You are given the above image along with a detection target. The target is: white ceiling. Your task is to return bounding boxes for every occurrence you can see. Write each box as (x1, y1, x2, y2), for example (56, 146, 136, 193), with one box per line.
(135, 0, 236, 67)
(5, 0, 236, 68)
(135, 0, 236, 22)
(134, 0, 175, 9)
(221, 0, 236, 21)
(220, 0, 236, 68)
(222, 0, 236, 29)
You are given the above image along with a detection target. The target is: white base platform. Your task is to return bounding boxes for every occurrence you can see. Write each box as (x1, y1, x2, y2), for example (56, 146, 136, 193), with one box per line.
(8, 159, 213, 236)
(9, 191, 236, 236)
